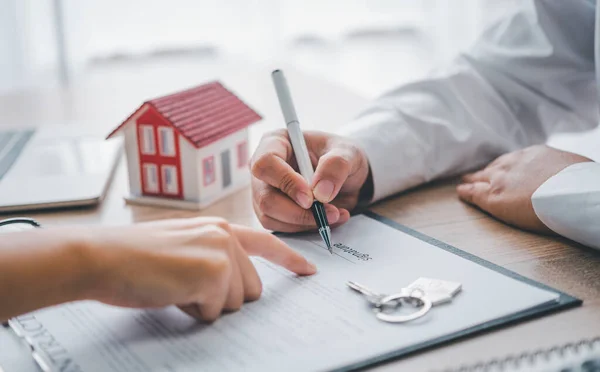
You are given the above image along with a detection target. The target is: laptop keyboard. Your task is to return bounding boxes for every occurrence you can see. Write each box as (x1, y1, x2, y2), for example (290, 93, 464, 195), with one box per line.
(0, 130, 35, 181)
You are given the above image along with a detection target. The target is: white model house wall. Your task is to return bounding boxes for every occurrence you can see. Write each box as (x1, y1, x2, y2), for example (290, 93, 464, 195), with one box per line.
(196, 128, 250, 205)
(122, 105, 150, 197)
(178, 134, 200, 201)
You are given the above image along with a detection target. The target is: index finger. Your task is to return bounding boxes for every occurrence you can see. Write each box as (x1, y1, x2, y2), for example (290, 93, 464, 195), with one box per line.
(250, 132, 313, 209)
(231, 224, 317, 276)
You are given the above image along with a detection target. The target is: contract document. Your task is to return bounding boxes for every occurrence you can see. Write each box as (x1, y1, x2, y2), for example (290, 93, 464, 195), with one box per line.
(9, 214, 576, 372)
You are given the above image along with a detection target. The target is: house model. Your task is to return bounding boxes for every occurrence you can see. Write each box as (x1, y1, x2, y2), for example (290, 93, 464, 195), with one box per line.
(107, 81, 261, 210)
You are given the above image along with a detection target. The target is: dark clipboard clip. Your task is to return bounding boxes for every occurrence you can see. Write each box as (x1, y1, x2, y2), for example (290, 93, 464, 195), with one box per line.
(0, 218, 41, 228)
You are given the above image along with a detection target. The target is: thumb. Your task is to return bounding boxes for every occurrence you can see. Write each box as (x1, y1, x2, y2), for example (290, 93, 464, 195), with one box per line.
(251, 132, 313, 209)
(231, 224, 317, 276)
(312, 146, 360, 203)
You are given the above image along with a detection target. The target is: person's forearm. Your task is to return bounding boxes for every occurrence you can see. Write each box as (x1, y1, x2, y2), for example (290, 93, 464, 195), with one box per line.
(0, 229, 94, 322)
(342, 0, 597, 202)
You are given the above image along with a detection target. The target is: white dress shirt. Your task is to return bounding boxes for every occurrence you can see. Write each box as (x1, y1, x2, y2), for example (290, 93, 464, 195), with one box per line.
(345, 0, 600, 249)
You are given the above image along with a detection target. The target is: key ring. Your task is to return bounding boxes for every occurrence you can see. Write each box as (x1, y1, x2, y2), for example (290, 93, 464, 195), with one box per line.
(374, 289, 432, 323)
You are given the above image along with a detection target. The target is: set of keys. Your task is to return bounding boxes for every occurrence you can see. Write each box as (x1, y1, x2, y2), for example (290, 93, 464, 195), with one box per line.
(347, 277, 462, 323)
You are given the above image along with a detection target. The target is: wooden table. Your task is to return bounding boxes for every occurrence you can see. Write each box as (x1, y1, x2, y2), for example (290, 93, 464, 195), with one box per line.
(2, 55, 600, 372)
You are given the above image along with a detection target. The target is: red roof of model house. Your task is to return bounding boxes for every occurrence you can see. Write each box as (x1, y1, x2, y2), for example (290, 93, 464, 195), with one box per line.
(107, 81, 261, 148)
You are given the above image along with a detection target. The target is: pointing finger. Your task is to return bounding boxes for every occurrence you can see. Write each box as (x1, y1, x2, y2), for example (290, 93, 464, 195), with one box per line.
(231, 224, 317, 276)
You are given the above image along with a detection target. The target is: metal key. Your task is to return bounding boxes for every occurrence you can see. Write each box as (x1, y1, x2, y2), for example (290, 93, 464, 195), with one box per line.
(347, 281, 389, 308)
(347, 281, 421, 309)
(348, 278, 462, 323)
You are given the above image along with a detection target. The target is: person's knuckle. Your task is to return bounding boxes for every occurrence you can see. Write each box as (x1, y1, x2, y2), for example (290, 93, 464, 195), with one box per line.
(211, 218, 231, 233)
(324, 153, 351, 173)
(252, 131, 291, 174)
(245, 281, 263, 302)
(207, 250, 231, 276)
(257, 188, 274, 215)
(181, 271, 205, 302)
(295, 208, 314, 225)
(229, 302, 243, 312)
(260, 128, 286, 138)
(255, 212, 272, 229)
(227, 293, 244, 311)
(348, 143, 366, 171)
(490, 183, 504, 196)
(278, 171, 297, 195)
(272, 128, 288, 138)
(201, 223, 232, 241)
(342, 141, 362, 159)
(250, 152, 273, 178)
(489, 173, 506, 192)
(201, 310, 221, 323)
(193, 252, 231, 297)
(256, 130, 284, 149)
(497, 162, 510, 171)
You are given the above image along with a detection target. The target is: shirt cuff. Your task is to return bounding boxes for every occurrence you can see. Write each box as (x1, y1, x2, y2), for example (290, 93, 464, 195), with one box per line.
(532, 161, 600, 249)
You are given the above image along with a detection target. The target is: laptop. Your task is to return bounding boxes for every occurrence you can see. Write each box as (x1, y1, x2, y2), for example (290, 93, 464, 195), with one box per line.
(0, 126, 122, 212)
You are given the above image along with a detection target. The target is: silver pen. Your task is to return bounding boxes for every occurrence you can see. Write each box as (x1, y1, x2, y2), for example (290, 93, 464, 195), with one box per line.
(271, 69, 333, 253)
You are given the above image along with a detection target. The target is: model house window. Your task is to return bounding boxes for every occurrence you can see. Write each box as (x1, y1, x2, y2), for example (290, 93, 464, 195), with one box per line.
(158, 126, 175, 156)
(139, 125, 155, 155)
(143, 163, 158, 192)
(161, 165, 179, 195)
(237, 141, 248, 168)
(203, 156, 215, 186)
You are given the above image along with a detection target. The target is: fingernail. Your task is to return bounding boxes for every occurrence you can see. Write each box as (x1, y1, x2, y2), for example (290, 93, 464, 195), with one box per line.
(307, 261, 317, 274)
(314, 180, 335, 202)
(457, 184, 472, 192)
(296, 192, 312, 209)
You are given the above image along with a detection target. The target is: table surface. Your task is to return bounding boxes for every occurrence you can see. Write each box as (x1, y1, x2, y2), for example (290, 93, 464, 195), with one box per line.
(2, 55, 600, 372)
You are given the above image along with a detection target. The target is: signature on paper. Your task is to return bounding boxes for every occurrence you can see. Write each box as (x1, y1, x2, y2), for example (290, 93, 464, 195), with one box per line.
(333, 243, 373, 262)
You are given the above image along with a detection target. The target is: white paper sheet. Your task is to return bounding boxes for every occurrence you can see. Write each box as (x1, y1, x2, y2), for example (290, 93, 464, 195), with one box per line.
(10, 215, 559, 372)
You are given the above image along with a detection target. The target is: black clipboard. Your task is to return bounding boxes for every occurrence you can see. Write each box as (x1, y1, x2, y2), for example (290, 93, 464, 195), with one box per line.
(337, 211, 582, 372)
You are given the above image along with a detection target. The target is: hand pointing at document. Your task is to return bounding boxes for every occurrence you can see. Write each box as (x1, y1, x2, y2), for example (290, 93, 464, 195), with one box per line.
(251, 130, 371, 232)
(0, 217, 316, 323)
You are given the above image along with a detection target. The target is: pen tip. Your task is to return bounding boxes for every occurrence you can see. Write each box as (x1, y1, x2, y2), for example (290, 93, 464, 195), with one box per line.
(272, 69, 281, 75)
(318, 226, 333, 254)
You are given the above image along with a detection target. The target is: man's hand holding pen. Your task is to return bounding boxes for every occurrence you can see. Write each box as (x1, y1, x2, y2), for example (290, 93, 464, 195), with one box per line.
(250, 129, 371, 233)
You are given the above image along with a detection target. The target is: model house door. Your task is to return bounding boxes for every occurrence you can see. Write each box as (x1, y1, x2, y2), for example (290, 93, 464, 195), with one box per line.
(220, 150, 231, 188)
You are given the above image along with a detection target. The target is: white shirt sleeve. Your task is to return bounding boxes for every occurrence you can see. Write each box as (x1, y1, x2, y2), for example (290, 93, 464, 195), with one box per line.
(532, 162, 600, 250)
(342, 0, 597, 201)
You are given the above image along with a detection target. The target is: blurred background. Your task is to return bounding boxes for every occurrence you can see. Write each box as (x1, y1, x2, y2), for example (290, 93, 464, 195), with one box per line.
(1, 0, 518, 98)
(3, 0, 599, 162)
